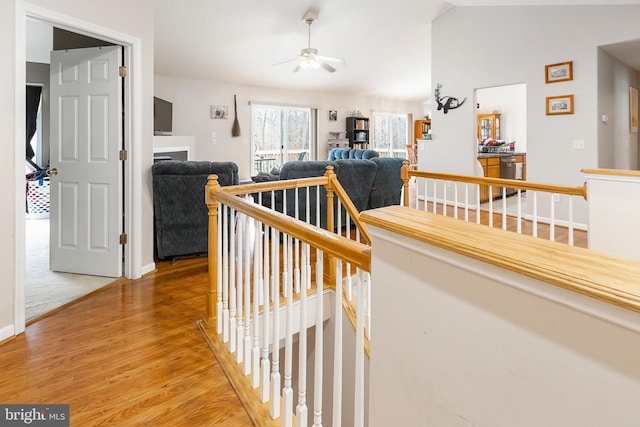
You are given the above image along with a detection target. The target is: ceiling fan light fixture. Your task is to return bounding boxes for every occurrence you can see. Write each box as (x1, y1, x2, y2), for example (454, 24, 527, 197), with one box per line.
(272, 8, 343, 73)
(299, 57, 320, 70)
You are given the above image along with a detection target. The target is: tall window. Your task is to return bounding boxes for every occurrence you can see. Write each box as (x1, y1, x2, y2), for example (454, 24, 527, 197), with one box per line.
(251, 103, 316, 173)
(372, 113, 408, 158)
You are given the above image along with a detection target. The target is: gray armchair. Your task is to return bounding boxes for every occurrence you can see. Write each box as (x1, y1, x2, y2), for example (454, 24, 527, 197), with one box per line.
(152, 160, 239, 260)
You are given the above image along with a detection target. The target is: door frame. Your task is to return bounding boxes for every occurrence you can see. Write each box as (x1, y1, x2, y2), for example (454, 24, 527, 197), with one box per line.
(14, 3, 143, 334)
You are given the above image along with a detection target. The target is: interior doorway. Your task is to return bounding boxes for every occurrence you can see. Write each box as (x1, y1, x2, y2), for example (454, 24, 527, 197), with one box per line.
(23, 19, 125, 322)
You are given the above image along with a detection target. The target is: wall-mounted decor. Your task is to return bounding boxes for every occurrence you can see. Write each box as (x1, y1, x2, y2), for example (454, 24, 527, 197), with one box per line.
(434, 83, 466, 114)
(545, 61, 573, 84)
(328, 110, 337, 121)
(546, 94, 574, 115)
(630, 87, 638, 133)
(210, 105, 228, 119)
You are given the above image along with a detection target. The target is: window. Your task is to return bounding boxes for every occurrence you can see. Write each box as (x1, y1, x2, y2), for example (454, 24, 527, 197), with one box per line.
(251, 103, 317, 174)
(372, 113, 408, 158)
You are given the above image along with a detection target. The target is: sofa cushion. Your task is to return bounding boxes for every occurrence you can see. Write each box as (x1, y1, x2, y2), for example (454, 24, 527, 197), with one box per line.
(362, 149, 380, 159)
(368, 157, 406, 209)
(333, 159, 378, 213)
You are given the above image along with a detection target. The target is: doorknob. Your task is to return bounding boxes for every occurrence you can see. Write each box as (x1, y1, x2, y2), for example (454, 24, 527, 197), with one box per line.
(47, 168, 58, 177)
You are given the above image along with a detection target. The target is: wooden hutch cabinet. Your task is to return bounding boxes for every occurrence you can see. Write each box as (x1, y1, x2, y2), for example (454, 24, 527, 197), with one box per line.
(477, 113, 500, 142)
(414, 118, 431, 142)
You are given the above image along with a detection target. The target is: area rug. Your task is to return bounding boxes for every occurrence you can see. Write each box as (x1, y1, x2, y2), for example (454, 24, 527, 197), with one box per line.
(25, 217, 116, 321)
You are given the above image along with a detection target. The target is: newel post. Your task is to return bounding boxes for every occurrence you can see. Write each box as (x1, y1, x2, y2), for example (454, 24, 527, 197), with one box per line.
(206, 174, 221, 328)
(401, 161, 410, 207)
(323, 166, 337, 284)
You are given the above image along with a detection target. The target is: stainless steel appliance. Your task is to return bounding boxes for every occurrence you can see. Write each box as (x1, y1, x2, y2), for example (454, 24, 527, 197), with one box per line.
(500, 155, 517, 197)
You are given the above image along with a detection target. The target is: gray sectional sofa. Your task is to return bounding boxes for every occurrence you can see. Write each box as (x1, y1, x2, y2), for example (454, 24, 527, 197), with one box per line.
(152, 160, 239, 260)
(151, 155, 405, 260)
(254, 157, 406, 229)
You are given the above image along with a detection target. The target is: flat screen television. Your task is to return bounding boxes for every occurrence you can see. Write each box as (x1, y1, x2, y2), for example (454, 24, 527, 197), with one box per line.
(153, 96, 173, 135)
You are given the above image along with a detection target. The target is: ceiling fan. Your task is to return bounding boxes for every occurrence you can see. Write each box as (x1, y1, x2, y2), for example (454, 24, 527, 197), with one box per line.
(274, 9, 344, 73)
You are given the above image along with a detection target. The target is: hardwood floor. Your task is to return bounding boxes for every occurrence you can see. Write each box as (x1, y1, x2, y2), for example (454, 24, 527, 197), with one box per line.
(0, 258, 253, 426)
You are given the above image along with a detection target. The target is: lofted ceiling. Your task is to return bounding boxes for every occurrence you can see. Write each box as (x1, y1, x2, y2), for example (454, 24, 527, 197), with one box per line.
(153, 0, 640, 103)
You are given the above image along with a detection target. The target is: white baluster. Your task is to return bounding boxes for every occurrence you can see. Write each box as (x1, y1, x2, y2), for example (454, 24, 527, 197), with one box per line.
(453, 182, 458, 219)
(332, 259, 343, 427)
(270, 229, 281, 420)
(229, 209, 237, 353)
(476, 185, 481, 224)
(346, 214, 353, 301)
(217, 202, 223, 334)
(443, 182, 447, 217)
(568, 197, 574, 246)
(432, 180, 437, 214)
(533, 191, 538, 238)
(313, 251, 324, 427)
(354, 270, 366, 427)
(488, 188, 493, 227)
(365, 271, 371, 339)
(550, 193, 556, 242)
(282, 236, 294, 427)
(236, 213, 244, 364)
(295, 189, 301, 294)
(423, 178, 428, 212)
(244, 213, 252, 374)
(516, 190, 522, 234)
(296, 243, 309, 427)
(502, 188, 507, 230)
(222, 205, 230, 343)
(464, 184, 469, 222)
(261, 225, 271, 403)
(252, 218, 261, 387)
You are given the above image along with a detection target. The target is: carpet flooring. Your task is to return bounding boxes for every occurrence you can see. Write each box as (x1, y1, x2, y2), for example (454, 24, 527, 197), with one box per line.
(25, 217, 116, 321)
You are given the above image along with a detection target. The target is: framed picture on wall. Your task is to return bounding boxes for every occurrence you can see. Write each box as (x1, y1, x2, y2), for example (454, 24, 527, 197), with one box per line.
(545, 61, 573, 84)
(546, 94, 574, 115)
(630, 87, 638, 133)
(328, 110, 337, 121)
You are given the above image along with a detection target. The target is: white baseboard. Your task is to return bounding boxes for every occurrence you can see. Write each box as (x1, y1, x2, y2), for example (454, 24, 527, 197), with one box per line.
(0, 324, 15, 342)
(141, 262, 156, 276)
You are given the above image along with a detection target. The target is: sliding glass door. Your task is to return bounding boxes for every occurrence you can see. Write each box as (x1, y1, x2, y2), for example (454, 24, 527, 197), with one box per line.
(251, 103, 316, 174)
(372, 113, 409, 158)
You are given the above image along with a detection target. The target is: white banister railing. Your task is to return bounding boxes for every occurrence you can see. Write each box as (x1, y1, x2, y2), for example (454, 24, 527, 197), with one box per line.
(204, 172, 372, 427)
(401, 162, 587, 246)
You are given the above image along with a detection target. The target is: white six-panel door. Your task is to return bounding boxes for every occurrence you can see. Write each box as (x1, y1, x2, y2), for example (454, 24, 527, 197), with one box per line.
(49, 46, 122, 277)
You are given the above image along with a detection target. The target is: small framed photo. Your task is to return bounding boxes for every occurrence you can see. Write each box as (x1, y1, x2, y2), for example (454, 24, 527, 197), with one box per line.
(210, 105, 228, 119)
(328, 110, 337, 121)
(545, 61, 573, 84)
(546, 94, 574, 115)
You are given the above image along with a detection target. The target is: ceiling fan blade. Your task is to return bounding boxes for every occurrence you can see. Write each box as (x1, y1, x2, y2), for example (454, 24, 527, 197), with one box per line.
(315, 54, 345, 64)
(293, 62, 302, 73)
(272, 57, 300, 67)
(316, 59, 336, 73)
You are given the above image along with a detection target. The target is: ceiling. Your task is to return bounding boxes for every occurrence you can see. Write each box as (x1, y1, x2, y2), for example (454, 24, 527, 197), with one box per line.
(153, 0, 640, 103)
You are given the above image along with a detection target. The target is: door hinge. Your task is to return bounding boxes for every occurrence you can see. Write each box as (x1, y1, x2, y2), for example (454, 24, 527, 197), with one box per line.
(119, 150, 128, 161)
(119, 66, 127, 77)
(119, 233, 128, 245)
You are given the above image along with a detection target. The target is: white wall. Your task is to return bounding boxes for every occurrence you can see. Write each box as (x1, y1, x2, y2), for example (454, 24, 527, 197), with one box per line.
(0, 0, 16, 339)
(368, 224, 640, 426)
(154, 75, 426, 180)
(431, 5, 640, 225)
(597, 49, 639, 170)
(0, 0, 154, 339)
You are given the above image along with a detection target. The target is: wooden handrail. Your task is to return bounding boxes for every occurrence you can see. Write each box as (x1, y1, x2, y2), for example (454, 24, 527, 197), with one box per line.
(207, 176, 371, 271)
(361, 205, 640, 314)
(401, 162, 587, 206)
(216, 168, 372, 245)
